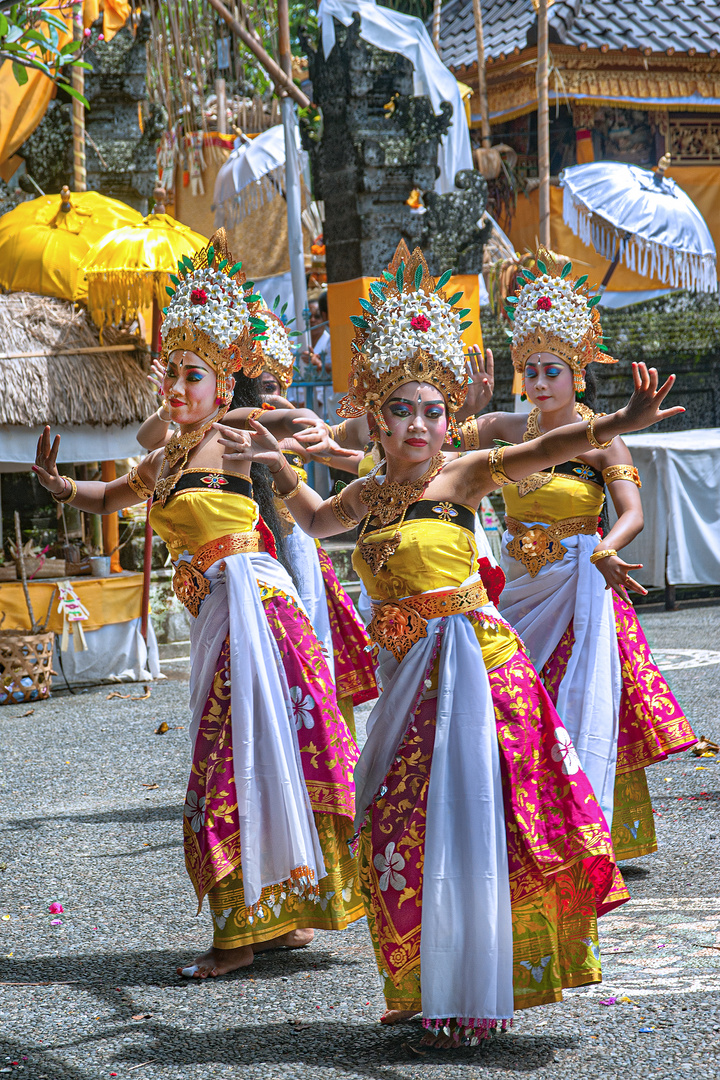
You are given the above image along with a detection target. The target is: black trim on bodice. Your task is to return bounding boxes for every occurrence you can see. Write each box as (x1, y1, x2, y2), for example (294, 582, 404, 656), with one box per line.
(537, 460, 604, 488)
(363, 499, 476, 533)
(282, 450, 306, 470)
(152, 470, 253, 504)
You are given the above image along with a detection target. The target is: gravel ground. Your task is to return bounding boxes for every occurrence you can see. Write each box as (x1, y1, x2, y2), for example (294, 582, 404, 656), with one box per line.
(0, 602, 719, 1080)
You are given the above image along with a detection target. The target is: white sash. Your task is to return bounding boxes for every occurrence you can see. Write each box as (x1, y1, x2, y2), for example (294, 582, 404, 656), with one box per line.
(284, 525, 335, 676)
(355, 594, 514, 1024)
(499, 528, 620, 826)
(187, 551, 325, 909)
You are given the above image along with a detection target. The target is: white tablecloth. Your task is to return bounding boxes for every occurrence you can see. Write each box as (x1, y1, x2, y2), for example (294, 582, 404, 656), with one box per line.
(609, 429, 720, 587)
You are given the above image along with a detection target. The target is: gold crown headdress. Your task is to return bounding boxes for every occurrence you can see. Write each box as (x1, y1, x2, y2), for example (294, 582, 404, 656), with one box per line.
(161, 227, 266, 406)
(338, 241, 471, 445)
(507, 248, 616, 396)
(257, 303, 298, 391)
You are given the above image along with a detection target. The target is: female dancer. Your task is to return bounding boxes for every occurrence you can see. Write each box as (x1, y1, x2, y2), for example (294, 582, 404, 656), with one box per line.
(138, 305, 378, 734)
(216, 240, 683, 1045)
(32, 231, 363, 978)
(462, 250, 696, 859)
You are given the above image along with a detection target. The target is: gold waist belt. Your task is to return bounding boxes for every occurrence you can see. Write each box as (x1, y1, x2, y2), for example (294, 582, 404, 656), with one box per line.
(172, 531, 260, 617)
(368, 580, 488, 663)
(504, 515, 598, 578)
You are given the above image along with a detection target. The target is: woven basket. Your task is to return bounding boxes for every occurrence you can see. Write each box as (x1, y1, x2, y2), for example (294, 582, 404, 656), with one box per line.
(0, 630, 55, 706)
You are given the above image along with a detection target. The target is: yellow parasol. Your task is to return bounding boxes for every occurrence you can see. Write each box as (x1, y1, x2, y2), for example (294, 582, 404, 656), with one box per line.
(0, 187, 142, 302)
(81, 187, 208, 334)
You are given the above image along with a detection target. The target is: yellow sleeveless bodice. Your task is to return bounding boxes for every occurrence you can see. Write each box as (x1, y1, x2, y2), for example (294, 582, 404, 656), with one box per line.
(503, 469, 605, 524)
(149, 484, 258, 561)
(353, 516, 518, 670)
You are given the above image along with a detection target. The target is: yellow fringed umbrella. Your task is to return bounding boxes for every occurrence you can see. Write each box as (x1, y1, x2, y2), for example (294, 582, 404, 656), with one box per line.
(80, 191, 208, 334)
(0, 187, 142, 302)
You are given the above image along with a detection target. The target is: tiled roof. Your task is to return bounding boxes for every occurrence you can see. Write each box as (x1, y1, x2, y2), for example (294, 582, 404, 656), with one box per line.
(437, 0, 720, 70)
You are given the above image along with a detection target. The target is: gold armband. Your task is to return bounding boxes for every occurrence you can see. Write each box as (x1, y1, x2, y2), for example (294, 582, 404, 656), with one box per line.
(586, 413, 614, 450)
(487, 445, 513, 487)
(271, 473, 303, 500)
(589, 548, 618, 565)
(460, 418, 480, 451)
(126, 464, 155, 501)
(52, 475, 77, 504)
(602, 464, 641, 488)
(333, 421, 348, 444)
(331, 491, 359, 529)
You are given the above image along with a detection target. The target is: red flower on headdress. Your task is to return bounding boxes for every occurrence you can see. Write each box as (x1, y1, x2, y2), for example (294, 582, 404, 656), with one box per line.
(477, 558, 506, 605)
(190, 287, 208, 305)
(536, 296, 552, 311)
(410, 313, 431, 332)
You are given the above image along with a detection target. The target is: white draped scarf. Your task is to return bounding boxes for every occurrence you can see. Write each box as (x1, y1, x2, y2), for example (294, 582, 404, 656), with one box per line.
(284, 524, 335, 677)
(499, 529, 621, 827)
(187, 551, 325, 909)
(354, 589, 514, 1024)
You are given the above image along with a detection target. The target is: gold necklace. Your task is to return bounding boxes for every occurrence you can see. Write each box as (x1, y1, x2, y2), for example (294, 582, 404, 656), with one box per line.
(517, 404, 594, 497)
(357, 452, 445, 573)
(154, 408, 225, 507)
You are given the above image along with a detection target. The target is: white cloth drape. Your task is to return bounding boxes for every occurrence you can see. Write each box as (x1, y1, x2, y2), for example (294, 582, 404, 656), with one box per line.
(499, 530, 620, 826)
(355, 587, 514, 1024)
(318, 0, 473, 195)
(187, 551, 324, 909)
(284, 525, 334, 677)
(51, 617, 161, 686)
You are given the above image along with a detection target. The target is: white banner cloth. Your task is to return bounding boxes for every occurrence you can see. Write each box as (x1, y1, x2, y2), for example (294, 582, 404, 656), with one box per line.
(52, 617, 161, 686)
(187, 551, 324, 909)
(609, 429, 720, 587)
(318, 0, 473, 194)
(354, 591, 513, 1024)
(499, 530, 620, 826)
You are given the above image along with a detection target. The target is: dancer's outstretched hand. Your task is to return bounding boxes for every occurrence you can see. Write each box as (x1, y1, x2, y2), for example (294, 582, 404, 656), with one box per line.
(214, 419, 283, 472)
(619, 363, 684, 432)
(32, 426, 65, 495)
(292, 416, 357, 457)
(594, 553, 648, 599)
(461, 345, 494, 416)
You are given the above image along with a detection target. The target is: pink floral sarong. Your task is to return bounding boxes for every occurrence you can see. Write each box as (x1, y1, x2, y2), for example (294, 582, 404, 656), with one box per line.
(317, 545, 378, 707)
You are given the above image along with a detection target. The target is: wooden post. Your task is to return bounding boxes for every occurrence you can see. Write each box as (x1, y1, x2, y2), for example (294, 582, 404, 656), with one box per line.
(215, 77, 227, 134)
(432, 0, 442, 55)
(537, 0, 551, 248)
(72, 3, 86, 192)
(100, 461, 122, 573)
(140, 500, 153, 642)
(472, 0, 491, 149)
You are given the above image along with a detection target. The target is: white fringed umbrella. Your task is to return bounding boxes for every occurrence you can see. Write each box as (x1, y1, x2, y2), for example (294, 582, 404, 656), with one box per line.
(213, 125, 308, 228)
(560, 159, 717, 293)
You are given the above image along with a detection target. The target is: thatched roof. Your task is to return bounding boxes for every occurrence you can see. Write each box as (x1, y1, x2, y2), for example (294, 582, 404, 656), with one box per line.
(0, 293, 155, 427)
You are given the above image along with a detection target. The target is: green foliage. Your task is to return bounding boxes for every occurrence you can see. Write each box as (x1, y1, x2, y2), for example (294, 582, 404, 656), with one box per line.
(0, 1, 88, 104)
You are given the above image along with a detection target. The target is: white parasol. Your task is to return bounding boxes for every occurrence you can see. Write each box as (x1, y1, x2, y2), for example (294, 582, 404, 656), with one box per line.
(560, 159, 717, 293)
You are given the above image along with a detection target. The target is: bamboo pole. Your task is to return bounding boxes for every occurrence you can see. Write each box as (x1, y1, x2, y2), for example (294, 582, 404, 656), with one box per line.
(72, 3, 86, 192)
(537, 0, 551, 248)
(278, 0, 310, 351)
(207, 0, 311, 108)
(472, 0, 491, 149)
(14, 512, 37, 632)
(432, 0, 442, 55)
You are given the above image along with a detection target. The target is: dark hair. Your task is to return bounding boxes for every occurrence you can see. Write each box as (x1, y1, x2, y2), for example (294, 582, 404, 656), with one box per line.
(230, 372, 296, 583)
(318, 290, 328, 317)
(580, 365, 599, 410)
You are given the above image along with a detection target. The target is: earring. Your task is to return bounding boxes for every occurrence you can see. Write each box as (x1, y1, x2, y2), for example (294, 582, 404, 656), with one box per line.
(448, 414, 461, 449)
(373, 409, 391, 435)
(520, 393, 527, 402)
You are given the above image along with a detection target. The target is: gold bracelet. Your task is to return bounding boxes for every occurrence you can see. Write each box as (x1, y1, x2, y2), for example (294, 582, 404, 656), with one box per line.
(52, 475, 77, 504)
(589, 548, 618, 565)
(586, 413, 614, 450)
(487, 445, 513, 487)
(331, 491, 358, 529)
(333, 421, 348, 444)
(157, 405, 171, 423)
(460, 418, 480, 451)
(602, 464, 641, 488)
(271, 472, 303, 500)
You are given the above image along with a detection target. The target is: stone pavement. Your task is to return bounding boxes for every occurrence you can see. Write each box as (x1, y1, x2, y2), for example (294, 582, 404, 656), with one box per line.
(0, 601, 718, 1080)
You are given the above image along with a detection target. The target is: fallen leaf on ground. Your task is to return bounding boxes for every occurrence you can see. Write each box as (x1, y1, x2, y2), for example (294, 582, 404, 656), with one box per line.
(21, 708, 34, 717)
(155, 722, 169, 735)
(107, 685, 150, 701)
(141, 784, 159, 789)
(131, 1013, 153, 1021)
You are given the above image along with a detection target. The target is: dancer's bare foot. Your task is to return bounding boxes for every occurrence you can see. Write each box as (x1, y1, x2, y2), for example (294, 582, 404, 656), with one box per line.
(380, 1009, 420, 1025)
(252, 928, 314, 953)
(420, 1030, 459, 1049)
(176, 944, 254, 978)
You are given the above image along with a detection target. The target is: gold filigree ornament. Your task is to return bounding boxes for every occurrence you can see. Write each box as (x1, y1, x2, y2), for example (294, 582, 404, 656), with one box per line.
(337, 240, 471, 448)
(356, 453, 445, 573)
(506, 248, 617, 397)
(517, 403, 596, 497)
